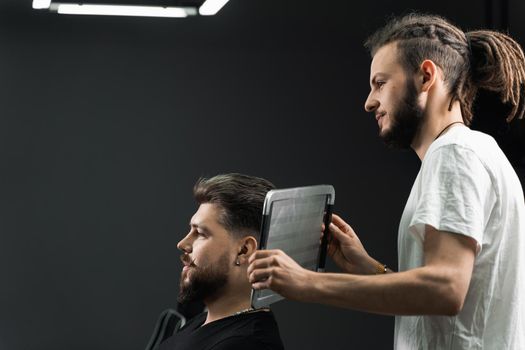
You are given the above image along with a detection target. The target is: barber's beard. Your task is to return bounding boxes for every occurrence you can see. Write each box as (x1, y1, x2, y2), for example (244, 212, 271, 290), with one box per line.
(381, 79, 425, 149)
(177, 252, 230, 304)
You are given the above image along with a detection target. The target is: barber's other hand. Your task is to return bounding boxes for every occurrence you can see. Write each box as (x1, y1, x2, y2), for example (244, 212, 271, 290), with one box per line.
(248, 250, 314, 302)
(328, 214, 378, 275)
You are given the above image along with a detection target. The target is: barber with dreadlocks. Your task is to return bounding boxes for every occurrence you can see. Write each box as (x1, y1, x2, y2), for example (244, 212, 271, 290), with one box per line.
(248, 13, 525, 349)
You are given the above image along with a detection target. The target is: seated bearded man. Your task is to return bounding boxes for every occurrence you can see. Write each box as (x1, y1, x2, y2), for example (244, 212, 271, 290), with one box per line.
(159, 173, 285, 350)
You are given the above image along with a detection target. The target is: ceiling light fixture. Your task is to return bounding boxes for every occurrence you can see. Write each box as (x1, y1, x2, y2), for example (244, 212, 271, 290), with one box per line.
(199, 0, 229, 16)
(33, 0, 52, 9)
(32, 0, 230, 17)
(53, 4, 191, 18)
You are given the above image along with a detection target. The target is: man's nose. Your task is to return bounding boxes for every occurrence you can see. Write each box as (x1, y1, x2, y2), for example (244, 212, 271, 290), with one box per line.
(364, 91, 379, 112)
(177, 233, 192, 253)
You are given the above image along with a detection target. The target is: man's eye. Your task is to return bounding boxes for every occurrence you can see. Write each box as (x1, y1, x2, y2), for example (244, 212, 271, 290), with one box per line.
(377, 81, 385, 88)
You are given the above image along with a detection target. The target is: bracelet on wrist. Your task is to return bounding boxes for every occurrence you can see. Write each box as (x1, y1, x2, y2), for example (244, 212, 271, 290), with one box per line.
(374, 261, 387, 274)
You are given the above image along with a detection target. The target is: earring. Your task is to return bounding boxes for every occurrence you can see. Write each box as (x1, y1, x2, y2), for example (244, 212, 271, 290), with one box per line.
(235, 259, 241, 266)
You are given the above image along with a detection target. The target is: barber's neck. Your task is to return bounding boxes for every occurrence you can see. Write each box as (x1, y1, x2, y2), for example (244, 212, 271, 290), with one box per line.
(411, 99, 464, 161)
(202, 281, 252, 326)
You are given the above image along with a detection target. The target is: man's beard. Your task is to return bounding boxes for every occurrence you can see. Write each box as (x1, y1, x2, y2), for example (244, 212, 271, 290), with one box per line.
(381, 79, 425, 149)
(177, 252, 230, 304)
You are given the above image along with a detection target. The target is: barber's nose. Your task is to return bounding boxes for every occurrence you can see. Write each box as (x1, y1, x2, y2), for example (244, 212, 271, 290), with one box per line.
(364, 92, 379, 113)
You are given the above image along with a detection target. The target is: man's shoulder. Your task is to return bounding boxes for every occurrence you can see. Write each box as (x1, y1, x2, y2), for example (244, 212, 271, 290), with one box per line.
(206, 311, 284, 349)
(159, 310, 284, 350)
(211, 334, 284, 350)
(428, 126, 499, 160)
(426, 126, 514, 181)
(218, 310, 282, 337)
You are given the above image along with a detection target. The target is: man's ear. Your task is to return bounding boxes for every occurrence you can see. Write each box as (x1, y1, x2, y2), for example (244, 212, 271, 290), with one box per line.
(419, 59, 439, 92)
(237, 236, 258, 265)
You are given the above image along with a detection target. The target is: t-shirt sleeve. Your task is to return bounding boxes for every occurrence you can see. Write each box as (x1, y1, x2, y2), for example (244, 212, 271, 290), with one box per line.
(409, 144, 494, 254)
(211, 337, 270, 350)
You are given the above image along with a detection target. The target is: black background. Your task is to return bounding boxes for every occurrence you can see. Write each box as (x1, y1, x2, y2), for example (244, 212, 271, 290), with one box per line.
(0, 1, 523, 349)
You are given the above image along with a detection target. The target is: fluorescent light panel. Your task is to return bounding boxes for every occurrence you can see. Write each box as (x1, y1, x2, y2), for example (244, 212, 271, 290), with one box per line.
(199, 0, 229, 15)
(55, 4, 189, 17)
(33, 0, 51, 9)
(33, 0, 230, 17)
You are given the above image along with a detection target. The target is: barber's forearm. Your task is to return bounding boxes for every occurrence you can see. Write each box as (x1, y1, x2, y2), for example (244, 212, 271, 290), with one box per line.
(303, 267, 462, 316)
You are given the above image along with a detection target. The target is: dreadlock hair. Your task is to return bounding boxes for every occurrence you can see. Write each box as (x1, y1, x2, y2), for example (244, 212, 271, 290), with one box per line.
(364, 13, 525, 126)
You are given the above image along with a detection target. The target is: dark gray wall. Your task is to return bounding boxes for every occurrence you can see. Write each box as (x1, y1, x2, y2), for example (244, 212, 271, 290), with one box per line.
(0, 1, 522, 349)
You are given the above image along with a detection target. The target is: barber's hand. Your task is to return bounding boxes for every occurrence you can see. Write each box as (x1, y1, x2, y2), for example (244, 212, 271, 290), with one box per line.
(247, 250, 315, 302)
(328, 214, 378, 275)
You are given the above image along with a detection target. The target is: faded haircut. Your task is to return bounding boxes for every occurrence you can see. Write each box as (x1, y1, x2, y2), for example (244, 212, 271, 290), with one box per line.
(193, 173, 275, 240)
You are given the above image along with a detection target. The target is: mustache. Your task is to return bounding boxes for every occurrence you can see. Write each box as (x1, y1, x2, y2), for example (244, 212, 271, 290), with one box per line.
(180, 254, 197, 268)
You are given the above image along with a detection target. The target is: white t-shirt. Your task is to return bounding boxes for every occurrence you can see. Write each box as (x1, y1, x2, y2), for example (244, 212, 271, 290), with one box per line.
(394, 125, 525, 350)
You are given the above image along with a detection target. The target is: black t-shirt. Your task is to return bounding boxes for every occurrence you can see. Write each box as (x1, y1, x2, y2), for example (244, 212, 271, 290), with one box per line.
(159, 310, 284, 350)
